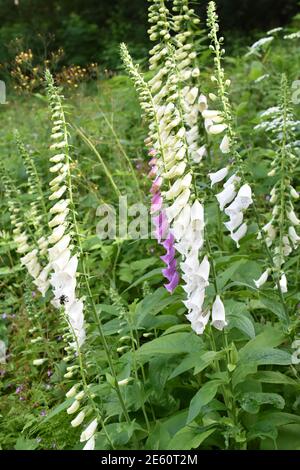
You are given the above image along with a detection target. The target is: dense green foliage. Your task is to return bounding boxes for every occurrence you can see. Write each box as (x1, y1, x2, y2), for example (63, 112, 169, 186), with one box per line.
(0, 0, 298, 70)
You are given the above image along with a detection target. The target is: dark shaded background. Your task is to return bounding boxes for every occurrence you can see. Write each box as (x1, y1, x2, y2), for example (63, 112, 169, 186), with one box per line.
(0, 0, 298, 68)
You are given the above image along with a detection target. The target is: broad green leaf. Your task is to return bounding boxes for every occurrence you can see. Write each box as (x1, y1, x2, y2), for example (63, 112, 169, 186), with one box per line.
(215, 259, 247, 290)
(238, 347, 291, 366)
(136, 288, 182, 327)
(261, 424, 300, 450)
(238, 326, 285, 356)
(255, 296, 288, 324)
(240, 392, 285, 414)
(224, 300, 255, 339)
(252, 371, 300, 387)
(169, 351, 219, 380)
(167, 424, 216, 450)
(136, 332, 203, 361)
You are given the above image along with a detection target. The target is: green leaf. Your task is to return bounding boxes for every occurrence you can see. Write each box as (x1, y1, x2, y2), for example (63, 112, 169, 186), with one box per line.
(14, 437, 39, 450)
(187, 380, 222, 423)
(215, 259, 247, 290)
(224, 300, 255, 339)
(136, 288, 182, 327)
(238, 326, 285, 356)
(238, 347, 291, 366)
(136, 332, 203, 361)
(122, 268, 162, 292)
(255, 296, 288, 324)
(252, 371, 300, 387)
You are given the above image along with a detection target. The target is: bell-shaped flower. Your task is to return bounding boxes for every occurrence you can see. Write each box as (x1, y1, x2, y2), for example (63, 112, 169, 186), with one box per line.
(48, 225, 66, 244)
(49, 185, 67, 200)
(66, 384, 80, 398)
(48, 235, 71, 262)
(279, 273, 287, 293)
(67, 299, 84, 332)
(288, 226, 300, 247)
(192, 145, 207, 163)
(186, 87, 198, 104)
(235, 184, 253, 210)
(211, 295, 227, 331)
(71, 411, 85, 428)
(172, 205, 191, 241)
(224, 212, 243, 233)
(290, 186, 299, 199)
(191, 200, 204, 224)
(287, 209, 300, 226)
(190, 311, 210, 335)
(83, 436, 95, 451)
(51, 248, 71, 271)
(198, 94, 208, 112)
(164, 173, 192, 200)
(220, 135, 230, 154)
(165, 188, 191, 223)
(207, 123, 227, 135)
(67, 399, 80, 415)
(224, 174, 241, 188)
(50, 272, 76, 308)
(216, 184, 236, 211)
(150, 191, 163, 214)
(80, 418, 97, 442)
(231, 222, 248, 247)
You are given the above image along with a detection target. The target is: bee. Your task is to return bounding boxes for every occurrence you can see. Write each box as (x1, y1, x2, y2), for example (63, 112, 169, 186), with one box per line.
(59, 294, 69, 306)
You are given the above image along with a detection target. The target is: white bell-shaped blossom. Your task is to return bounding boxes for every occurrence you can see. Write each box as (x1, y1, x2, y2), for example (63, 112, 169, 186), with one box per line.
(216, 184, 236, 211)
(231, 222, 248, 247)
(211, 295, 227, 331)
(279, 273, 287, 293)
(208, 167, 228, 187)
(80, 418, 98, 443)
(83, 436, 95, 451)
(254, 269, 270, 288)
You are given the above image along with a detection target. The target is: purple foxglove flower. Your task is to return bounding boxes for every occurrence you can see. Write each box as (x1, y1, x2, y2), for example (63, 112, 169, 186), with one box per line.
(153, 211, 168, 242)
(163, 232, 175, 249)
(148, 157, 157, 167)
(162, 259, 177, 281)
(151, 192, 163, 214)
(150, 176, 163, 194)
(160, 246, 176, 264)
(148, 148, 157, 157)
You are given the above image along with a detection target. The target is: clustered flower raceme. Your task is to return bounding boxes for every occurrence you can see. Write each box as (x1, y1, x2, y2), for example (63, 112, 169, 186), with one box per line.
(204, 1, 253, 248)
(65, 384, 98, 450)
(0, 164, 50, 296)
(122, 1, 228, 334)
(46, 71, 99, 450)
(253, 78, 300, 293)
(46, 71, 85, 351)
(171, 0, 207, 164)
(147, 2, 218, 332)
